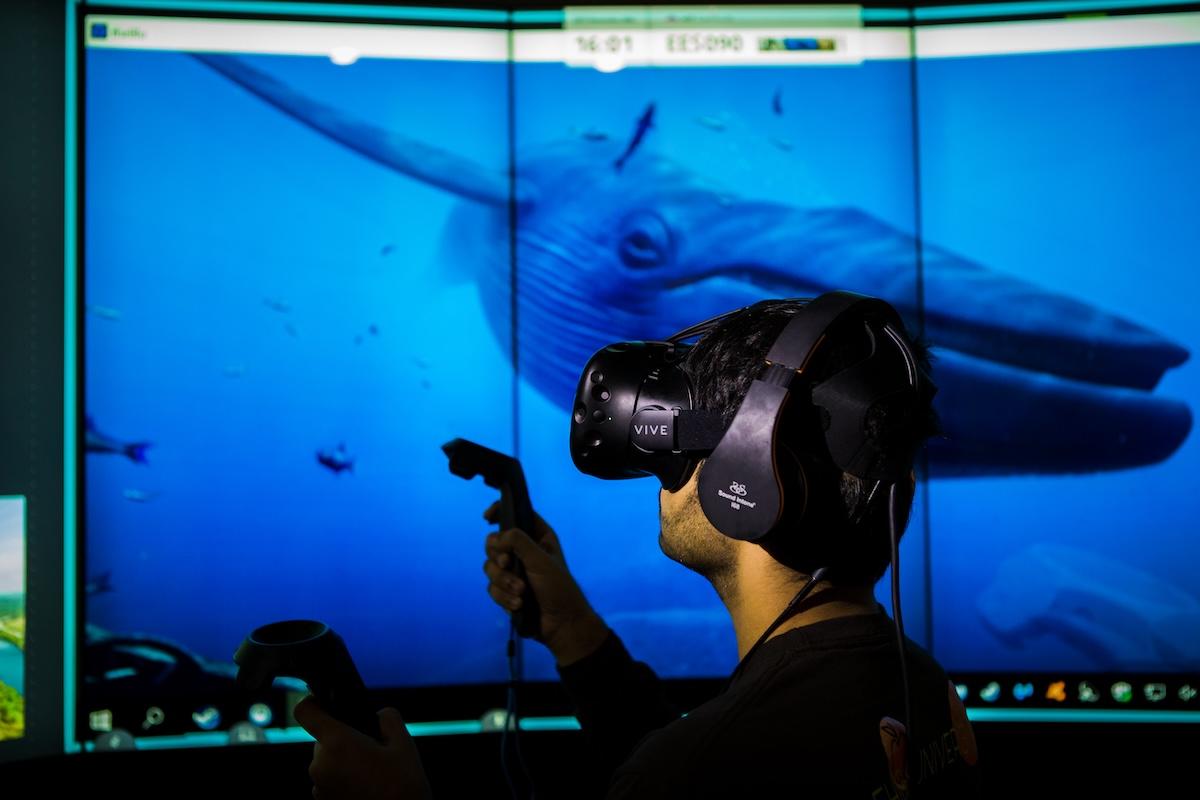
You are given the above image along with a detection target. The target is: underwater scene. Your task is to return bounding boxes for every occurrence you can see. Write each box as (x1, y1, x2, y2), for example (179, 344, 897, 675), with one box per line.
(84, 17, 1199, 703)
(85, 49, 515, 690)
(915, 37, 1200, 672)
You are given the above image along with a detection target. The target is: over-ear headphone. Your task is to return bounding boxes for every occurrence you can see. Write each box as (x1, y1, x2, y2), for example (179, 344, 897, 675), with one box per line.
(569, 291, 935, 542)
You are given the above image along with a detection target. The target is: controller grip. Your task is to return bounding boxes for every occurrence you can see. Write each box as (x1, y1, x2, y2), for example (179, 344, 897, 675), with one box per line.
(234, 621, 383, 741)
(308, 673, 381, 741)
(497, 486, 542, 639)
(510, 554, 542, 639)
(441, 438, 543, 639)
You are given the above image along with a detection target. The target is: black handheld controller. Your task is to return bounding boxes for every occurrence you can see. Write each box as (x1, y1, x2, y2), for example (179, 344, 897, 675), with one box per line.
(233, 620, 381, 741)
(442, 438, 542, 639)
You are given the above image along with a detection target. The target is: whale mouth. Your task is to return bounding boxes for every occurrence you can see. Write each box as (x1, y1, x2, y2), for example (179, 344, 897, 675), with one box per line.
(666, 259, 1192, 476)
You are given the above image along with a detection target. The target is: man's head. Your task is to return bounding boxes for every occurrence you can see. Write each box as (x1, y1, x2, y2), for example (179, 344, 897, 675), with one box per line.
(658, 299, 938, 591)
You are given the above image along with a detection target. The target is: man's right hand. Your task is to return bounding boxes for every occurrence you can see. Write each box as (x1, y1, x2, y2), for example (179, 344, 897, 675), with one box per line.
(482, 502, 610, 667)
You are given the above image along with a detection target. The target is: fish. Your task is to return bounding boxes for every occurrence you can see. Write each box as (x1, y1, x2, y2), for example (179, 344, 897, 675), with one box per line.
(571, 125, 610, 141)
(769, 136, 794, 152)
(122, 488, 161, 503)
(86, 417, 151, 465)
(977, 543, 1200, 669)
(316, 443, 354, 475)
(614, 103, 655, 172)
(87, 304, 122, 322)
(262, 296, 292, 313)
(381, 244, 395, 256)
(368, 324, 379, 336)
(193, 54, 1192, 477)
(284, 322, 299, 338)
(85, 571, 115, 597)
(695, 114, 727, 132)
(772, 87, 783, 116)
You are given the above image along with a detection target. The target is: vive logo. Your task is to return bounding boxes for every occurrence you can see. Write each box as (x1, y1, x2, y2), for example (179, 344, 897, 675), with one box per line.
(633, 424, 670, 437)
(730, 482, 748, 496)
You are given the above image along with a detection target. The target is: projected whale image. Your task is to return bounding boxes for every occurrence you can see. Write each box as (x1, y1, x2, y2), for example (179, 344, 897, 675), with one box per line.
(978, 543, 1200, 670)
(195, 53, 1191, 479)
(84, 32, 1200, 696)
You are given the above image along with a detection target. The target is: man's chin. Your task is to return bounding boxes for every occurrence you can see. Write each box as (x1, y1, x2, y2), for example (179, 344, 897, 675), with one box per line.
(657, 529, 685, 567)
(657, 530, 675, 563)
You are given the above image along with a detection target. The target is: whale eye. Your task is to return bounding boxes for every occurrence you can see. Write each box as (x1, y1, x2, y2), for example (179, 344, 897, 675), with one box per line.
(618, 211, 674, 269)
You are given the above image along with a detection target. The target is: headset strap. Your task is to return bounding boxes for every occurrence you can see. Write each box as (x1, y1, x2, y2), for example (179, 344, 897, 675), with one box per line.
(764, 292, 891, 374)
(666, 299, 784, 343)
(675, 409, 726, 451)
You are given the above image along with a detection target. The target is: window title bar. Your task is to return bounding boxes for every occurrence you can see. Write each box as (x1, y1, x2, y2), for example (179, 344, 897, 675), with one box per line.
(563, 5, 863, 29)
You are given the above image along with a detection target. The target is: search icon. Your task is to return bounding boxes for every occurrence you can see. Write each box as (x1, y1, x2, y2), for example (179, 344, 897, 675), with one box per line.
(142, 706, 165, 730)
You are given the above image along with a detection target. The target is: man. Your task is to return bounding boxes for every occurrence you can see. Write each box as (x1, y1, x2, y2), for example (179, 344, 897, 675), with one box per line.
(296, 298, 979, 798)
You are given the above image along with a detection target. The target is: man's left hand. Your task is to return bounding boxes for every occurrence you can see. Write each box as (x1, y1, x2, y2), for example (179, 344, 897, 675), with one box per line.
(294, 696, 433, 800)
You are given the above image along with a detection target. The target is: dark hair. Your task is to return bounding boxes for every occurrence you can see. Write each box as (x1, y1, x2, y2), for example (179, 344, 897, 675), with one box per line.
(681, 299, 939, 586)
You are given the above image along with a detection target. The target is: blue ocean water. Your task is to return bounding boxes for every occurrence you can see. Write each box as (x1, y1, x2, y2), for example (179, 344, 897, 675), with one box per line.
(85, 50, 514, 686)
(917, 42, 1200, 671)
(84, 32, 1200, 695)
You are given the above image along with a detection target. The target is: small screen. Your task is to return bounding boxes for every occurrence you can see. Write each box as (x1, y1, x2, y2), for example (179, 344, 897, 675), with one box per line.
(0, 497, 26, 742)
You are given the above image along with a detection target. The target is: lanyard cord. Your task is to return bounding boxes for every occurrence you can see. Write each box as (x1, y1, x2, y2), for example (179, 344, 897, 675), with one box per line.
(725, 566, 829, 689)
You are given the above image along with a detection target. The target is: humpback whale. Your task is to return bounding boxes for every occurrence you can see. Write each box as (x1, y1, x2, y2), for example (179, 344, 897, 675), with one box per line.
(192, 54, 1191, 478)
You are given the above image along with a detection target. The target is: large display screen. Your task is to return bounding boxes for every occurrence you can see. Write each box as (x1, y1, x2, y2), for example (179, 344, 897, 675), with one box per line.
(76, 3, 1200, 747)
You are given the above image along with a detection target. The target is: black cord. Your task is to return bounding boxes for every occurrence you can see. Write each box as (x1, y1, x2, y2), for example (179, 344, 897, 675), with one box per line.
(511, 625, 534, 799)
(888, 483, 914, 776)
(500, 623, 520, 800)
(726, 566, 828, 688)
(501, 618, 536, 800)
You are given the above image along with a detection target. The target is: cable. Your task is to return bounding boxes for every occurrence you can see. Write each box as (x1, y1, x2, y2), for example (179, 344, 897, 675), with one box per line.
(501, 617, 536, 800)
(511, 624, 534, 799)
(888, 483, 914, 777)
(726, 566, 828, 688)
(500, 623, 520, 800)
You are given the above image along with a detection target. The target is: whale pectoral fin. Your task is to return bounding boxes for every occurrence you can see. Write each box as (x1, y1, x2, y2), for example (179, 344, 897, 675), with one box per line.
(190, 53, 533, 208)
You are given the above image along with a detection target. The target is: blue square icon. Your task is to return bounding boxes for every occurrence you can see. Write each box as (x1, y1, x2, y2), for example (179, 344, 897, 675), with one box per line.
(91, 23, 108, 39)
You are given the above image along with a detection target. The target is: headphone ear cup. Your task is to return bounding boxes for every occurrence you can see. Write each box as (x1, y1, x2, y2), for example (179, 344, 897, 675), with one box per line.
(772, 441, 808, 531)
(759, 439, 848, 576)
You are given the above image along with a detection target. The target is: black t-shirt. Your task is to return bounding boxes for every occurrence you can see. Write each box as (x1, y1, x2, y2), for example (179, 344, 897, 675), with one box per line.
(558, 609, 980, 798)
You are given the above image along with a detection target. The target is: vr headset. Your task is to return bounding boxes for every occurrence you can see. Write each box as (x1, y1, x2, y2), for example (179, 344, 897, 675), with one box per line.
(569, 291, 936, 543)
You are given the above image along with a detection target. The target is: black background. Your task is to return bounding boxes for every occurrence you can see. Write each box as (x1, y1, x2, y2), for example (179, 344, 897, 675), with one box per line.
(3, 722, 1195, 797)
